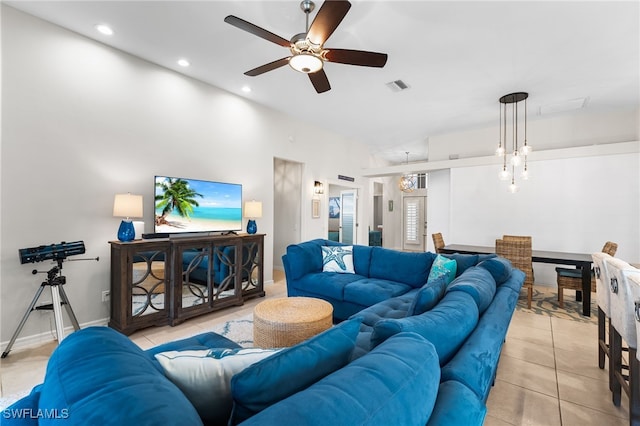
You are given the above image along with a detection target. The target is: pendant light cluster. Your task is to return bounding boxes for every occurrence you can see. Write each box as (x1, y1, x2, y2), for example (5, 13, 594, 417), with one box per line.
(399, 152, 416, 193)
(496, 92, 532, 193)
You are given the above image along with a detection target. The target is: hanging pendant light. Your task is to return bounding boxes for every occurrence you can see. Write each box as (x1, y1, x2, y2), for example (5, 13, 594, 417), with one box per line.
(398, 152, 416, 193)
(496, 92, 531, 192)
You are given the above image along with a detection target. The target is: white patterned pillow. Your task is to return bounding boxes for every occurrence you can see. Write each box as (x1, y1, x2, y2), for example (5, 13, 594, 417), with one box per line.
(322, 245, 355, 274)
(155, 348, 279, 423)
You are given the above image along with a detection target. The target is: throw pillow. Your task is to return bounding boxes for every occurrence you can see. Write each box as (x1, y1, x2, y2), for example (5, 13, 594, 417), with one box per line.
(229, 318, 362, 425)
(406, 275, 448, 316)
(321, 245, 355, 273)
(154, 348, 279, 424)
(427, 254, 457, 285)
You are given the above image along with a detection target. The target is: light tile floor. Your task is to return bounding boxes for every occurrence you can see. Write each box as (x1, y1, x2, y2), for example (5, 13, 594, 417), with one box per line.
(0, 273, 632, 425)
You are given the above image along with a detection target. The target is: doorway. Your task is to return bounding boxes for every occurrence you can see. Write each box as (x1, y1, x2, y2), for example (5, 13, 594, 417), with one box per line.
(273, 158, 302, 271)
(372, 182, 383, 246)
(327, 184, 358, 245)
(339, 190, 357, 244)
(402, 195, 426, 252)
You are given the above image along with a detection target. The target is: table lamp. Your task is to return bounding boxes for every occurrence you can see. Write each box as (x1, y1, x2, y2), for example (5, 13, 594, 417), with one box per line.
(113, 193, 143, 242)
(244, 200, 262, 234)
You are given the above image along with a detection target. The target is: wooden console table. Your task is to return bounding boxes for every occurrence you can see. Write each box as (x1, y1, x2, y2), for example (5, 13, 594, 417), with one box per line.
(109, 233, 265, 335)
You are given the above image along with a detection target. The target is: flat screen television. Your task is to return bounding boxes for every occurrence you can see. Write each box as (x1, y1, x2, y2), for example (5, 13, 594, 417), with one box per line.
(154, 175, 243, 234)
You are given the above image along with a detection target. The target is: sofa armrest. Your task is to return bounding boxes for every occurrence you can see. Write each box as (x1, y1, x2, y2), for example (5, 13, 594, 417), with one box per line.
(282, 240, 330, 281)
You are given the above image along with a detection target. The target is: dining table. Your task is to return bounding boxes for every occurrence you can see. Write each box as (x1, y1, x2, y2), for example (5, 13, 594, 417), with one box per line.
(440, 244, 594, 317)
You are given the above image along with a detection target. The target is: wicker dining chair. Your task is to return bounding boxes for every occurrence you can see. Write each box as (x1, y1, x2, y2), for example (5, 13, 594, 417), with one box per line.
(432, 233, 445, 254)
(496, 237, 534, 309)
(556, 241, 618, 308)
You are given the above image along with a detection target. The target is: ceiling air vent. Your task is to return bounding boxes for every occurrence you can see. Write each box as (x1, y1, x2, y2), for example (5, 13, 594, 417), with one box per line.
(386, 79, 410, 92)
(539, 97, 589, 115)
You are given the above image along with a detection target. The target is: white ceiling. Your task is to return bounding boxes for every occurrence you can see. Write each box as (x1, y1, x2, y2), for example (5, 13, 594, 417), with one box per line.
(6, 1, 639, 164)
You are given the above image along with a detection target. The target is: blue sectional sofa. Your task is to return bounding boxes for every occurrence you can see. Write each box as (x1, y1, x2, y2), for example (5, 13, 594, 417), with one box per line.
(4, 326, 479, 426)
(5, 239, 523, 426)
(283, 238, 525, 420)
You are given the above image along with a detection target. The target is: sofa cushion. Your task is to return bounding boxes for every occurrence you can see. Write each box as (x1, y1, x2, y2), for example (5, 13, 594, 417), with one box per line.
(407, 275, 448, 316)
(443, 253, 479, 277)
(477, 256, 513, 285)
(155, 348, 279, 424)
(371, 291, 479, 365)
(321, 245, 354, 273)
(369, 247, 436, 288)
(238, 332, 441, 426)
(426, 381, 487, 426)
(38, 327, 203, 425)
(352, 245, 373, 276)
(428, 254, 458, 285)
(290, 272, 364, 301)
(446, 266, 497, 314)
(343, 278, 412, 306)
(229, 318, 362, 425)
(350, 290, 416, 326)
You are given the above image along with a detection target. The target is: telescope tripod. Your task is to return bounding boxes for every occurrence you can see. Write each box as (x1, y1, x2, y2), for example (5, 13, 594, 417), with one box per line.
(2, 260, 80, 358)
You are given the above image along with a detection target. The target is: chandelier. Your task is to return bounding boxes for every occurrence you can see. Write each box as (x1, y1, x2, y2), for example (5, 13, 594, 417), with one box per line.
(398, 152, 416, 193)
(496, 92, 531, 193)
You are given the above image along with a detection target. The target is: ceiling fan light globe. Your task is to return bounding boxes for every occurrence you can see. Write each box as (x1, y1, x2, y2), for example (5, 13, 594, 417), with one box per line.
(289, 53, 323, 74)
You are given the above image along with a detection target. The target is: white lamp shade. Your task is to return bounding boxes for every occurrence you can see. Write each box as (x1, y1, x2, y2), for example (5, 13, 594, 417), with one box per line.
(113, 193, 143, 218)
(244, 201, 263, 219)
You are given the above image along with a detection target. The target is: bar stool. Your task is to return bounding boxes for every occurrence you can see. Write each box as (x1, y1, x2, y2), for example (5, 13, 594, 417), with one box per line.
(593, 252, 614, 370)
(606, 257, 640, 424)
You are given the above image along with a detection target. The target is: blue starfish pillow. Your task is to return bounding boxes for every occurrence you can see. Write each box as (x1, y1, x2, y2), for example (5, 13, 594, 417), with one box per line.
(321, 246, 355, 274)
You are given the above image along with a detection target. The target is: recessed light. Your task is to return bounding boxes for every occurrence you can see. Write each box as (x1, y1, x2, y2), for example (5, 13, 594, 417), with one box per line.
(241, 86, 251, 93)
(177, 59, 190, 67)
(95, 24, 114, 36)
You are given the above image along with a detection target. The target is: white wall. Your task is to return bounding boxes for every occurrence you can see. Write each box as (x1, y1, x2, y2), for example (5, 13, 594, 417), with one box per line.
(444, 153, 640, 285)
(425, 169, 451, 252)
(0, 6, 372, 344)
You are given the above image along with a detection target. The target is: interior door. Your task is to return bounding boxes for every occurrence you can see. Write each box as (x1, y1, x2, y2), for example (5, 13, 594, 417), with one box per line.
(403, 196, 426, 251)
(339, 190, 357, 244)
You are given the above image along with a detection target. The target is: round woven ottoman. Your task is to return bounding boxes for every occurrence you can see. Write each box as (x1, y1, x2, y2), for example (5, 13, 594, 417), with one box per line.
(253, 297, 333, 348)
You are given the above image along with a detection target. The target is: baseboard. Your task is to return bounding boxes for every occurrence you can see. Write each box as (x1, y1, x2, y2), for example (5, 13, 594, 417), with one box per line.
(1, 317, 109, 353)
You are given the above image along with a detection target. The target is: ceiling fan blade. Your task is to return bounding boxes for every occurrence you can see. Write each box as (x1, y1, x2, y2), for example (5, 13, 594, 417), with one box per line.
(244, 57, 291, 76)
(224, 15, 291, 47)
(309, 69, 331, 93)
(324, 49, 388, 67)
(307, 0, 351, 46)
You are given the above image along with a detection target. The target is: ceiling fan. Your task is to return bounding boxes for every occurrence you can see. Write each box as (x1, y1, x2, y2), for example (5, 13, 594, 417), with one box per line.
(224, 0, 388, 94)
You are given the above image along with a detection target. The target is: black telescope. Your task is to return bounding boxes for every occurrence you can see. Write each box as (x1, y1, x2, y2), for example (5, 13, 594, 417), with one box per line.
(19, 241, 85, 264)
